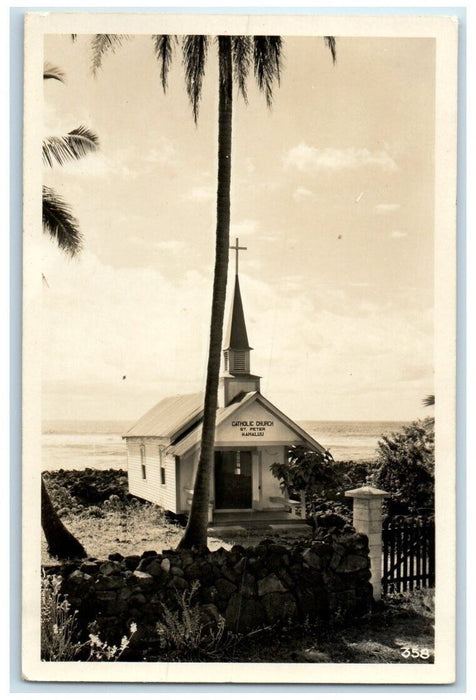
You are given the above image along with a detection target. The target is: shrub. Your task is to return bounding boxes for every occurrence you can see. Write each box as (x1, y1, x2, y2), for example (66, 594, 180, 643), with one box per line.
(270, 450, 375, 527)
(332, 460, 375, 492)
(372, 420, 434, 514)
(41, 571, 136, 661)
(388, 588, 435, 619)
(156, 581, 229, 660)
(87, 621, 137, 661)
(41, 572, 82, 661)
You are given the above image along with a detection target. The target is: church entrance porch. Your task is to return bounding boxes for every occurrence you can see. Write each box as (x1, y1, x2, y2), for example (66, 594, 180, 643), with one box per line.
(209, 507, 311, 539)
(214, 450, 252, 510)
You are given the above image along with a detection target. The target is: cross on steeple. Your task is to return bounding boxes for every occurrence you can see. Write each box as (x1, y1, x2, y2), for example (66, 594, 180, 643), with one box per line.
(230, 237, 247, 276)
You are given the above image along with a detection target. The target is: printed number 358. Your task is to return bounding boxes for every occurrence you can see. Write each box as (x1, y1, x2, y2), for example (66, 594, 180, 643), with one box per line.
(400, 646, 431, 660)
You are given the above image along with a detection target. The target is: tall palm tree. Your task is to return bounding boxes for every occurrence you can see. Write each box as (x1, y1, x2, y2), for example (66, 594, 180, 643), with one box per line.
(41, 64, 98, 559)
(93, 35, 335, 548)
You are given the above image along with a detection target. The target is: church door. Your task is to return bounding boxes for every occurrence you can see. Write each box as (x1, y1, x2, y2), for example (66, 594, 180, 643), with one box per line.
(214, 450, 252, 510)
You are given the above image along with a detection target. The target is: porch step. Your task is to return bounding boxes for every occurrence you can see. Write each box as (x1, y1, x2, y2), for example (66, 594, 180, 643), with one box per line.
(208, 520, 312, 536)
(211, 510, 300, 523)
(210, 518, 309, 527)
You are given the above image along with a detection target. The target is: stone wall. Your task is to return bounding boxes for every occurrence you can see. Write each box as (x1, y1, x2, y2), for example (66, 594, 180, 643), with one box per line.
(44, 534, 373, 651)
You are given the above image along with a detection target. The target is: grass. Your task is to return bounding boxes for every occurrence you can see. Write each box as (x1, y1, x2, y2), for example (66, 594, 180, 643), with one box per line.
(41, 499, 232, 564)
(222, 593, 435, 664)
(41, 494, 311, 564)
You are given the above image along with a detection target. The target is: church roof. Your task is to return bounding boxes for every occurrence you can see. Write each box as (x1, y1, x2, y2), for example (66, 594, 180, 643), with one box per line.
(168, 391, 327, 457)
(223, 275, 251, 350)
(124, 392, 203, 439)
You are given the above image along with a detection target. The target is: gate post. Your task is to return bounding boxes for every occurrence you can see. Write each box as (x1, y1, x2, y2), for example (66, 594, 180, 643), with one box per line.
(345, 486, 390, 600)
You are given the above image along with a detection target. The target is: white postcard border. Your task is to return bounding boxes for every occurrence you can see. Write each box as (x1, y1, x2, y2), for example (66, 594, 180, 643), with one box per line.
(22, 11, 458, 685)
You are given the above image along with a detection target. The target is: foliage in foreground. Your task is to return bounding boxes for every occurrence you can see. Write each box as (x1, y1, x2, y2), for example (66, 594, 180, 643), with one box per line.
(41, 572, 136, 661)
(156, 581, 237, 661)
(41, 570, 434, 664)
(41, 572, 83, 661)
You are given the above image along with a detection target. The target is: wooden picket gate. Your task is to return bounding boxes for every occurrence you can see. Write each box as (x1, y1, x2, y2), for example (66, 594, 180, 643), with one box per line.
(381, 515, 435, 595)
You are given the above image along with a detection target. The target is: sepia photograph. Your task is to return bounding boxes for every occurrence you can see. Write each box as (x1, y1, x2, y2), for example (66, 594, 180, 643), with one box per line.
(22, 12, 457, 685)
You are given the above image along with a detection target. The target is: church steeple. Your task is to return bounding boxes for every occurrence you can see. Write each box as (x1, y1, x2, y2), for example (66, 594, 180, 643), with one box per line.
(223, 275, 252, 373)
(219, 239, 261, 407)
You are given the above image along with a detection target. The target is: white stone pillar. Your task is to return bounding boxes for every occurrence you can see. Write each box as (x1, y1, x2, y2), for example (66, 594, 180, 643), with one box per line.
(345, 486, 390, 601)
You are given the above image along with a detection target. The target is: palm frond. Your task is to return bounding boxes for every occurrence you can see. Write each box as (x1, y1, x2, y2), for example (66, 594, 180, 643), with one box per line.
(91, 34, 129, 75)
(268, 36, 283, 83)
(43, 63, 65, 82)
(43, 126, 99, 168)
(153, 35, 177, 92)
(422, 394, 435, 407)
(231, 36, 252, 103)
(253, 36, 283, 108)
(182, 35, 209, 123)
(324, 36, 337, 64)
(42, 186, 82, 256)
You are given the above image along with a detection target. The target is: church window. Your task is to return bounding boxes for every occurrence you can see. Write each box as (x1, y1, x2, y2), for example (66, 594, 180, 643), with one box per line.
(140, 444, 146, 479)
(234, 451, 241, 475)
(160, 467, 166, 485)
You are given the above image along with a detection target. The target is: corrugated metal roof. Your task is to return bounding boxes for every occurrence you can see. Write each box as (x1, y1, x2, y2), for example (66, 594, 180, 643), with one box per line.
(124, 392, 204, 439)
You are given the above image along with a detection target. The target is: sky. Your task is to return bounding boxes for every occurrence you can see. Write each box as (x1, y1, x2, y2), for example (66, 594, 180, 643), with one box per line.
(40, 33, 435, 423)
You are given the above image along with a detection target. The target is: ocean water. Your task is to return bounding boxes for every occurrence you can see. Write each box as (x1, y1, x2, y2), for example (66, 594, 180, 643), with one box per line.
(41, 419, 409, 471)
(300, 420, 409, 462)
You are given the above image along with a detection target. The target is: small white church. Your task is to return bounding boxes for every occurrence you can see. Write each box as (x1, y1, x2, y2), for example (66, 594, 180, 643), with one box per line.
(124, 240, 327, 525)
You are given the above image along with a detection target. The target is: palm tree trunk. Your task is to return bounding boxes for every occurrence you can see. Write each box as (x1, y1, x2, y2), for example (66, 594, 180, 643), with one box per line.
(41, 477, 87, 559)
(178, 37, 233, 549)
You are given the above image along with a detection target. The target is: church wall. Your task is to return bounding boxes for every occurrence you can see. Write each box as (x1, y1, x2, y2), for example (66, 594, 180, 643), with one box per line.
(222, 379, 259, 406)
(176, 452, 196, 512)
(216, 402, 298, 445)
(162, 453, 178, 513)
(126, 438, 176, 512)
(259, 445, 287, 508)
